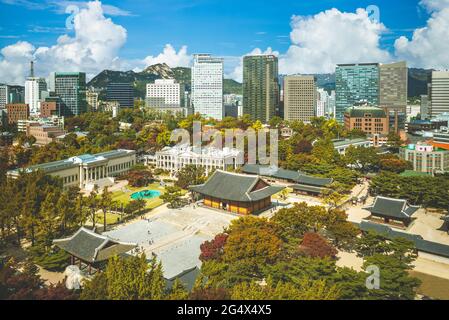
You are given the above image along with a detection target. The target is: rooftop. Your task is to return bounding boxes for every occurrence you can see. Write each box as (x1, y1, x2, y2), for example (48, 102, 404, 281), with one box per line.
(8, 149, 135, 175)
(333, 138, 371, 148)
(363, 196, 420, 220)
(190, 170, 284, 202)
(158, 144, 241, 158)
(53, 227, 136, 263)
(345, 106, 386, 118)
(242, 164, 333, 186)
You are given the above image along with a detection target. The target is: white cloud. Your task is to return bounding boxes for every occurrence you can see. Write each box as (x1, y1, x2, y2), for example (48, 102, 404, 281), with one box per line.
(0, 1, 191, 84)
(0, 1, 128, 84)
(420, 0, 449, 11)
(394, 0, 449, 69)
(279, 8, 391, 74)
(142, 44, 191, 69)
(0, 41, 35, 84)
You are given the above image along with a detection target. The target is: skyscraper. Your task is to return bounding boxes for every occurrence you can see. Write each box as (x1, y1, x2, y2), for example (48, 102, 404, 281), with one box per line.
(335, 63, 379, 123)
(380, 61, 408, 133)
(24, 61, 47, 115)
(283, 75, 316, 122)
(429, 71, 449, 118)
(8, 85, 25, 104)
(191, 54, 224, 120)
(146, 79, 184, 108)
(25, 78, 47, 115)
(379, 61, 408, 111)
(106, 83, 134, 108)
(0, 84, 8, 110)
(54, 72, 87, 116)
(243, 55, 279, 123)
(86, 90, 99, 111)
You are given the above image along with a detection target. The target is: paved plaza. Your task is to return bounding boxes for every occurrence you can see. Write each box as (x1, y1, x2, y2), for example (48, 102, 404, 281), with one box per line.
(104, 205, 236, 279)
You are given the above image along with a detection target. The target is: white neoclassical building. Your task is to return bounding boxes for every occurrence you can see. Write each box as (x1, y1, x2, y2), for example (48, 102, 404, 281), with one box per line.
(8, 149, 136, 190)
(156, 144, 241, 176)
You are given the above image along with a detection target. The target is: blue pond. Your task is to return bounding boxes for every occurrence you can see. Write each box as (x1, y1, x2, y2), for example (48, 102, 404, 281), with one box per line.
(130, 190, 161, 200)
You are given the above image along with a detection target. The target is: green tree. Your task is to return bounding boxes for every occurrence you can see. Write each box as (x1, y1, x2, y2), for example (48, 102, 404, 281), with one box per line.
(87, 186, 99, 229)
(99, 187, 113, 232)
(363, 254, 420, 300)
(167, 279, 189, 300)
(175, 165, 206, 189)
(230, 277, 340, 300)
(160, 186, 185, 208)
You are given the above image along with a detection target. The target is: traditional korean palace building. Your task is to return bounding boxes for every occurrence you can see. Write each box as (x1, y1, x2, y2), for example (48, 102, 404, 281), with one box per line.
(242, 164, 333, 196)
(363, 196, 420, 227)
(7, 149, 136, 190)
(53, 227, 136, 274)
(190, 170, 284, 215)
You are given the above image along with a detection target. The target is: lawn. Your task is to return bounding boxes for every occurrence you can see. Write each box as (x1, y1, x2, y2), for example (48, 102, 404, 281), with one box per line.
(410, 271, 449, 300)
(111, 182, 167, 210)
(95, 212, 122, 225)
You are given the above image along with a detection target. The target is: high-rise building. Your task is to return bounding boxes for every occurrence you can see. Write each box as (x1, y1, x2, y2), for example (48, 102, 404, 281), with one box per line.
(335, 63, 379, 123)
(327, 90, 336, 118)
(421, 95, 429, 120)
(106, 83, 134, 108)
(379, 61, 408, 111)
(24, 61, 47, 115)
(191, 54, 224, 120)
(0, 84, 8, 110)
(8, 85, 25, 104)
(86, 90, 99, 111)
(379, 61, 408, 133)
(54, 72, 87, 117)
(283, 75, 316, 122)
(316, 89, 328, 118)
(6, 103, 29, 125)
(25, 78, 47, 115)
(429, 71, 449, 118)
(146, 79, 184, 108)
(243, 55, 279, 123)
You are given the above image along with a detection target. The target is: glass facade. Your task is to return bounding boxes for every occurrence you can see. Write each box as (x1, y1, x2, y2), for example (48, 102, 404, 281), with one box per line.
(243, 55, 279, 123)
(191, 54, 224, 120)
(335, 63, 379, 123)
(54, 72, 87, 117)
(106, 83, 135, 108)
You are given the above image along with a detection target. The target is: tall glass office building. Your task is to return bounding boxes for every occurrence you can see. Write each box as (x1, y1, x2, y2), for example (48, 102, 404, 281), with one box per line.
(54, 72, 87, 117)
(243, 55, 279, 123)
(335, 63, 379, 123)
(106, 83, 135, 108)
(191, 54, 224, 120)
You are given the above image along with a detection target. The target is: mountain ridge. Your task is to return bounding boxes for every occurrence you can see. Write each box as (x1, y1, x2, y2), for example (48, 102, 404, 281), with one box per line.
(88, 64, 432, 99)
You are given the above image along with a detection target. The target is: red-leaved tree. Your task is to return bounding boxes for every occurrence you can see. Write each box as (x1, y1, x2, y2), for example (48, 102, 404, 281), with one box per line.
(298, 232, 338, 259)
(199, 233, 228, 262)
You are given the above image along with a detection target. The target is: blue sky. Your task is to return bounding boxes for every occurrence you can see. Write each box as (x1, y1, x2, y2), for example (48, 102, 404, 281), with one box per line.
(0, 0, 447, 84)
(0, 0, 427, 59)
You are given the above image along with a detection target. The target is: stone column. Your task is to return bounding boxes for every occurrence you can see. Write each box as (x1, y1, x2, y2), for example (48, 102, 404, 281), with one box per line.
(79, 167, 84, 188)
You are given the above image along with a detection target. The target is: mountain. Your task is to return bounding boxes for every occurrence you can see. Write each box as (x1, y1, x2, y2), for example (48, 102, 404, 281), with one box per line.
(88, 63, 242, 99)
(88, 65, 432, 100)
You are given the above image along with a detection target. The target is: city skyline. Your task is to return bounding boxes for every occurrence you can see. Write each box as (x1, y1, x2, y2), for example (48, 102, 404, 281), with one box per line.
(0, 0, 448, 85)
